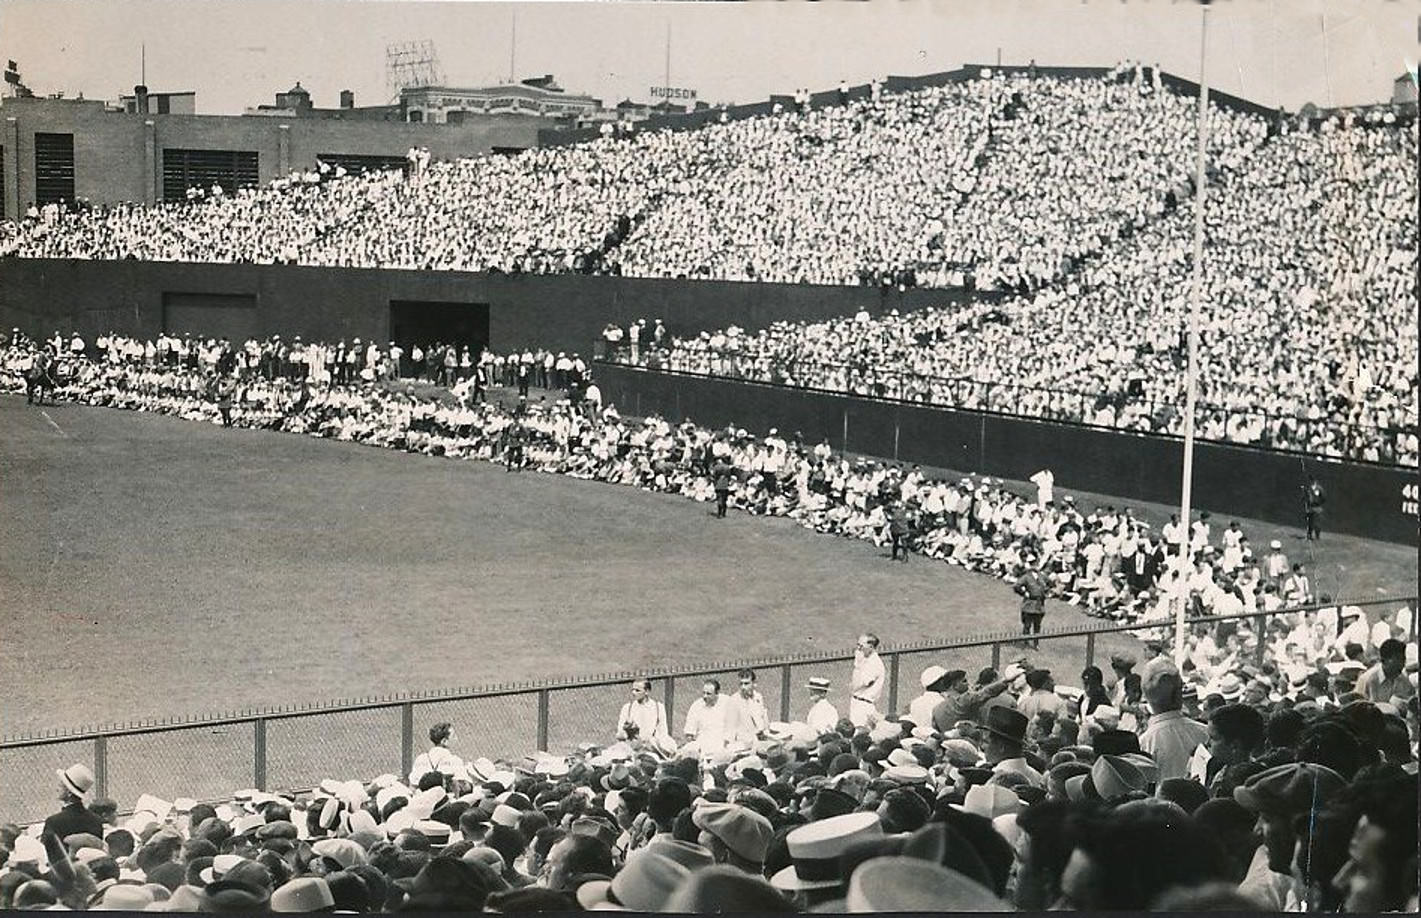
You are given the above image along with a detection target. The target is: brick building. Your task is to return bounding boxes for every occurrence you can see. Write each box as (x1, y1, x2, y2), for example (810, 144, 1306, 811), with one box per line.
(0, 88, 543, 220)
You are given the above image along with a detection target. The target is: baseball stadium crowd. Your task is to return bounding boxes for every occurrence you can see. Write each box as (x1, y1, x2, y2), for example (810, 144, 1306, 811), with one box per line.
(3, 606, 1416, 912)
(2, 328, 1365, 629)
(0, 66, 1270, 290)
(2, 70, 1414, 465)
(610, 110, 1418, 466)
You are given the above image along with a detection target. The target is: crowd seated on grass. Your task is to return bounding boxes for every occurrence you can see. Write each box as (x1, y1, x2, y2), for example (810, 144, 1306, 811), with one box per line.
(610, 110, 1418, 467)
(2, 620, 1416, 912)
(7, 330, 1404, 633)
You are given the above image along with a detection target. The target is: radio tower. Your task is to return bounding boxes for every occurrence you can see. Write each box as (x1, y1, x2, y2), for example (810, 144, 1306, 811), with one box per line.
(386, 40, 444, 102)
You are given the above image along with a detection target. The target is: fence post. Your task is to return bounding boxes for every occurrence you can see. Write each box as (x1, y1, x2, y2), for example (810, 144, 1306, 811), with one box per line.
(664, 679, 676, 729)
(537, 690, 551, 753)
(990, 642, 1001, 673)
(93, 736, 108, 802)
(1085, 632, 1096, 668)
(779, 666, 792, 721)
(400, 703, 415, 779)
(254, 718, 268, 791)
(887, 653, 901, 715)
(842, 409, 849, 454)
(1254, 614, 1267, 666)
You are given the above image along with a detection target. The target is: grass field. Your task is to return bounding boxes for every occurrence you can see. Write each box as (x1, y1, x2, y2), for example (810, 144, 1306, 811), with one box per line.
(1, 393, 1414, 819)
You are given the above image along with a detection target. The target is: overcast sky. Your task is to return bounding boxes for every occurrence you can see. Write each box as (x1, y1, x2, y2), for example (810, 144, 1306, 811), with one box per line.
(0, 0, 1414, 115)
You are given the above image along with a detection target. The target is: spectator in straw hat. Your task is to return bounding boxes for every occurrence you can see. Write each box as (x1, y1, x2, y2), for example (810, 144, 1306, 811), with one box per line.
(804, 676, 839, 735)
(45, 764, 104, 841)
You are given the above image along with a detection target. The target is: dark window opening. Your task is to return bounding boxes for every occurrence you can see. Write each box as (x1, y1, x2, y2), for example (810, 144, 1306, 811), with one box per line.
(316, 153, 409, 177)
(162, 148, 259, 201)
(34, 132, 75, 205)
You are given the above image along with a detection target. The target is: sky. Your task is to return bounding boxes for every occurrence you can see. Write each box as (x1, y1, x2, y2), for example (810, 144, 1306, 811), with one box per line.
(0, 0, 1415, 116)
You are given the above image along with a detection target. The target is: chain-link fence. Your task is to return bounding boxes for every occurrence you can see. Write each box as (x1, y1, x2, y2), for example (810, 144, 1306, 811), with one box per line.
(2, 597, 1412, 825)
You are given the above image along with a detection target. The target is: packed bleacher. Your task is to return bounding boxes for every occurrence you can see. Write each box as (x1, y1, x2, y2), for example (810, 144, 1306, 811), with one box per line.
(0, 329, 1365, 627)
(3, 595, 1415, 911)
(613, 110, 1419, 465)
(0, 64, 1272, 288)
(3, 68, 1414, 466)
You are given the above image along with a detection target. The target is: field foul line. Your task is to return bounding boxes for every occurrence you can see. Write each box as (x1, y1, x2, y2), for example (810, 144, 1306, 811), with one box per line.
(39, 409, 69, 438)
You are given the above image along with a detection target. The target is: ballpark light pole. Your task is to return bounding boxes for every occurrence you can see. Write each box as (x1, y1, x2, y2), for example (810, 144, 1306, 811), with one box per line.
(1176, 0, 1210, 662)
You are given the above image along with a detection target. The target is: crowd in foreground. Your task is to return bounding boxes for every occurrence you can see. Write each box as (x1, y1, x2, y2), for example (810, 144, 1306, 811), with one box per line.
(3, 330, 1362, 630)
(3, 612, 1416, 912)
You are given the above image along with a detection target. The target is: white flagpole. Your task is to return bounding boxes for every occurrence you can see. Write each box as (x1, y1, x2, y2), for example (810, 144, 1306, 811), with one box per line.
(1176, 2, 1210, 663)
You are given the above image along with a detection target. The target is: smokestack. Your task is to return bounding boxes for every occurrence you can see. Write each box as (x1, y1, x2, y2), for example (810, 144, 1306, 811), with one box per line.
(134, 84, 149, 113)
(340, 89, 354, 109)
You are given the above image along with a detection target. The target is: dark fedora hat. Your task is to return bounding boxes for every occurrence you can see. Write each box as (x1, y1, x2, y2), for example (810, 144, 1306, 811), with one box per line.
(978, 707, 1028, 745)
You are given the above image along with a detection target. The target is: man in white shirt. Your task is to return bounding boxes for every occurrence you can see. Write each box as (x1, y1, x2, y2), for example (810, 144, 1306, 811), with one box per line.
(682, 679, 731, 759)
(850, 633, 886, 727)
(1029, 469, 1055, 509)
(616, 679, 675, 755)
(907, 666, 952, 729)
(724, 669, 770, 750)
(804, 677, 839, 734)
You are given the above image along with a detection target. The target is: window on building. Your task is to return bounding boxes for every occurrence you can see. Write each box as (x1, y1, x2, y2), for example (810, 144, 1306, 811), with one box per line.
(408, 110, 423, 123)
(445, 109, 467, 125)
(33, 132, 76, 205)
(162, 148, 258, 201)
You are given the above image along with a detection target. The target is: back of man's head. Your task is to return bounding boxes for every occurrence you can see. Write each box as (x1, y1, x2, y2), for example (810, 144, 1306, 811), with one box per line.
(1144, 671, 1184, 714)
(557, 833, 613, 882)
(1210, 704, 1265, 755)
(648, 778, 691, 826)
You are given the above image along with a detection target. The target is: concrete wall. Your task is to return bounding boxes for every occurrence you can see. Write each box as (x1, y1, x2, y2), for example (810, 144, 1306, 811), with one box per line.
(0, 258, 985, 356)
(593, 364, 1419, 545)
(0, 98, 542, 214)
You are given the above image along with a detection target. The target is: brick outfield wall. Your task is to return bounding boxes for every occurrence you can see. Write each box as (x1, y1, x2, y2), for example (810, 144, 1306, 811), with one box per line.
(594, 363, 1419, 546)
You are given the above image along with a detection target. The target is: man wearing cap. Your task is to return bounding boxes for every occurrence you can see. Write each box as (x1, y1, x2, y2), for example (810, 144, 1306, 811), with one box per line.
(931, 665, 1018, 733)
(1263, 541, 1289, 586)
(804, 677, 839, 734)
(691, 802, 772, 874)
(849, 634, 886, 727)
(45, 764, 104, 841)
(908, 666, 952, 729)
(682, 679, 731, 759)
(1302, 476, 1326, 541)
(1016, 560, 1050, 649)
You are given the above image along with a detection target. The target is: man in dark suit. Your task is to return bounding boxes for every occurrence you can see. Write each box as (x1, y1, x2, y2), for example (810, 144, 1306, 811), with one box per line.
(1303, 477, 1326, 541)
(43, 765, 104, 841)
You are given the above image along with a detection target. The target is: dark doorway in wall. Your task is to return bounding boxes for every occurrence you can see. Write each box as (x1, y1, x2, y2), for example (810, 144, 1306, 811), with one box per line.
(389, 300, 490, 354)
(163, 291, 258, 341)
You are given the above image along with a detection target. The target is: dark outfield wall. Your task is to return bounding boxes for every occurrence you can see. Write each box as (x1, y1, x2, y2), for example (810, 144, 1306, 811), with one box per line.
(0, 258, 981, 355)
(594, 364, 1419, 546)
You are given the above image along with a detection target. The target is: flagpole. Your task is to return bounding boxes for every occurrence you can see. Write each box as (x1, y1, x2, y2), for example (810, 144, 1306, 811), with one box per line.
(1176, 1, 1210, 663)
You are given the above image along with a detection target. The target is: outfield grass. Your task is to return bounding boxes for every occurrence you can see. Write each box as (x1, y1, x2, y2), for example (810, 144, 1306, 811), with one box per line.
(1, 393, 1414, 820)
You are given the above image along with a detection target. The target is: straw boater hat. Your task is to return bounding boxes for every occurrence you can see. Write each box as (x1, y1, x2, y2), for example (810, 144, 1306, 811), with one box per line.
(770, 812, 884, 891)
(58, 764, 96, 800)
